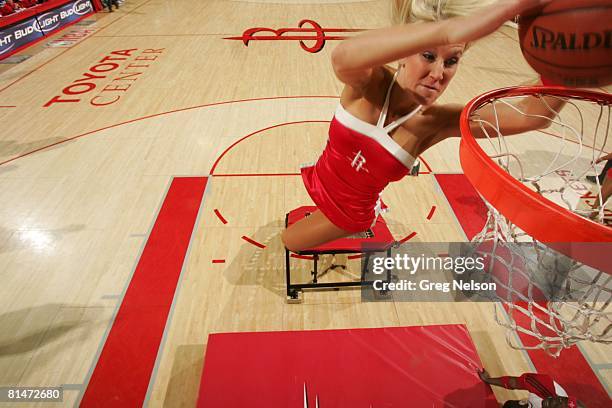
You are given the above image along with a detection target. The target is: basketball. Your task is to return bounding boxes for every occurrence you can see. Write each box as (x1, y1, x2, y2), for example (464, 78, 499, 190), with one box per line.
(518, 0, 612, 87)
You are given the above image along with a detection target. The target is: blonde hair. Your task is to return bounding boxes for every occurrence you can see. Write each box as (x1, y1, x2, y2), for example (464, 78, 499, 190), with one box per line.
(391, 0, 494, 25)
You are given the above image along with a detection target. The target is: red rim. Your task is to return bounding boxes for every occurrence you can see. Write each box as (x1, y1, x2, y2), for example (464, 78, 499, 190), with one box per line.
(460, 86, 612, 270)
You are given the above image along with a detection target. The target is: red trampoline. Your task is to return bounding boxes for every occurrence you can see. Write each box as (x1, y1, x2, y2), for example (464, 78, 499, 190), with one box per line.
(197, 325, 498, 407)
(284, 206, 396, 301)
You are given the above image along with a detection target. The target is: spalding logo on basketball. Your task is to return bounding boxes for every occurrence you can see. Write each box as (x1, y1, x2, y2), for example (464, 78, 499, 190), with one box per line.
(518, 0, 612, 87)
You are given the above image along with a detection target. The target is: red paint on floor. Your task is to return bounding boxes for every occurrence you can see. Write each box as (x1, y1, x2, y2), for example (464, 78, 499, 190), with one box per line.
(436, 173, 609, 408)
(81, 177, 207, 407)
(399, 231, 417, 243)
(241, 235, 266, 249)
(426, 205, 436, 220)
(213, 209, 228, 224)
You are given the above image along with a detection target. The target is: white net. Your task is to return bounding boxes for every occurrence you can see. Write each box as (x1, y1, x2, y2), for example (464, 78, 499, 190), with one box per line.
(464, 88, 612, 357)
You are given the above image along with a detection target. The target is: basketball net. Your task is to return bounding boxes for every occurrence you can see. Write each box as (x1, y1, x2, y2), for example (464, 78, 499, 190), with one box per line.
(460, 86, 611, 357)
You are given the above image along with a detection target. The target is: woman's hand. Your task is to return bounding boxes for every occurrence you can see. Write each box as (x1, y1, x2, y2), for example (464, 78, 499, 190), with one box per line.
(595, 152, 612, 164)
(444, 0, 551, 45)
(332, 0, 552, 86)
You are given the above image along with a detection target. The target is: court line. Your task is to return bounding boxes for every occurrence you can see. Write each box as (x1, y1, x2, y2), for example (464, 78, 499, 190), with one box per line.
(213, 170, 433, 176)
(537, 129, 611, 153)
(426, 205, 436, 220)
(214, 209, 228, 224)
(0, 94, 488, 171)
(576, 343, 612, 398)
(213, 172, 301, 177)
(497, 27, 518, 44)
(398, 231, 417, 243)
(100, 294, 120, 300)
(291, 254, 314, 260)
(210, 120, 331, 174)
(241, 235, 266, 249)
(420, 158, 433, 173)
(95, 34, 233, 37)
(0, 95, 339, 167)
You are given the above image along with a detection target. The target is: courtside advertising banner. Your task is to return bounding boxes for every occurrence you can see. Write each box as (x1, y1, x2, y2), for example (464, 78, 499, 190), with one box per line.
(36, 0, 94, 35)
(0, 17, 43, 58)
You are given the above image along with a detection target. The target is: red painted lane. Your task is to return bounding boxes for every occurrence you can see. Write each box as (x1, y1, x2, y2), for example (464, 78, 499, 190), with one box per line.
(435, 174, 487, 240)
(435, 173, 609, 408)
(81, 177, 207, 407)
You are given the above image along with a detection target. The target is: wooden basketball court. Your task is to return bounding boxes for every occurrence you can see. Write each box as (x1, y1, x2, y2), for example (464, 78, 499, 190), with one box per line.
(0, 0, 609, 406)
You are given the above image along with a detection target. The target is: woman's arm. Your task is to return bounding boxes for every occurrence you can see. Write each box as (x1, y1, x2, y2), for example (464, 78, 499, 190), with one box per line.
(331, 0, 551, 89)
(431, 79, 567, 144)
(596, 152, 612, 163)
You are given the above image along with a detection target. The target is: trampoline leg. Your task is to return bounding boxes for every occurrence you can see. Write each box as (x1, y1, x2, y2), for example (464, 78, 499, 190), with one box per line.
(285, 247, 303, 302)
(312, 254, 319, 283)
(362, 253, 370, 281)
(285, 248, 293, 297)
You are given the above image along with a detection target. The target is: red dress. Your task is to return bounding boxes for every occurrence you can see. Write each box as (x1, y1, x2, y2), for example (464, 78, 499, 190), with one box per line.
(301, 68, 421, 232)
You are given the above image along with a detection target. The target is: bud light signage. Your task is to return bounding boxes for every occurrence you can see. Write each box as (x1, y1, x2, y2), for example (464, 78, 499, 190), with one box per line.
(0, 18, 43, 57)
(0, 0, 93, 59)
(37, 0, 94, 35)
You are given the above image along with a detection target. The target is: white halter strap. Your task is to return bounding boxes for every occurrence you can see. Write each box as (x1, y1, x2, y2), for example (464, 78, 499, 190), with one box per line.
(376, 66, 422, 132)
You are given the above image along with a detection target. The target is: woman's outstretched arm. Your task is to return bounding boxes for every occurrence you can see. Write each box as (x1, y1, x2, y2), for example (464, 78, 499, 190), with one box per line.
(431, 78, 568, 144)
(331, 0, 550, 88)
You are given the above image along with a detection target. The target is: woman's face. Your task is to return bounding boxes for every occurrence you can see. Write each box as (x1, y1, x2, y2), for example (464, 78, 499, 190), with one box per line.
(399, 43, 465, 106)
